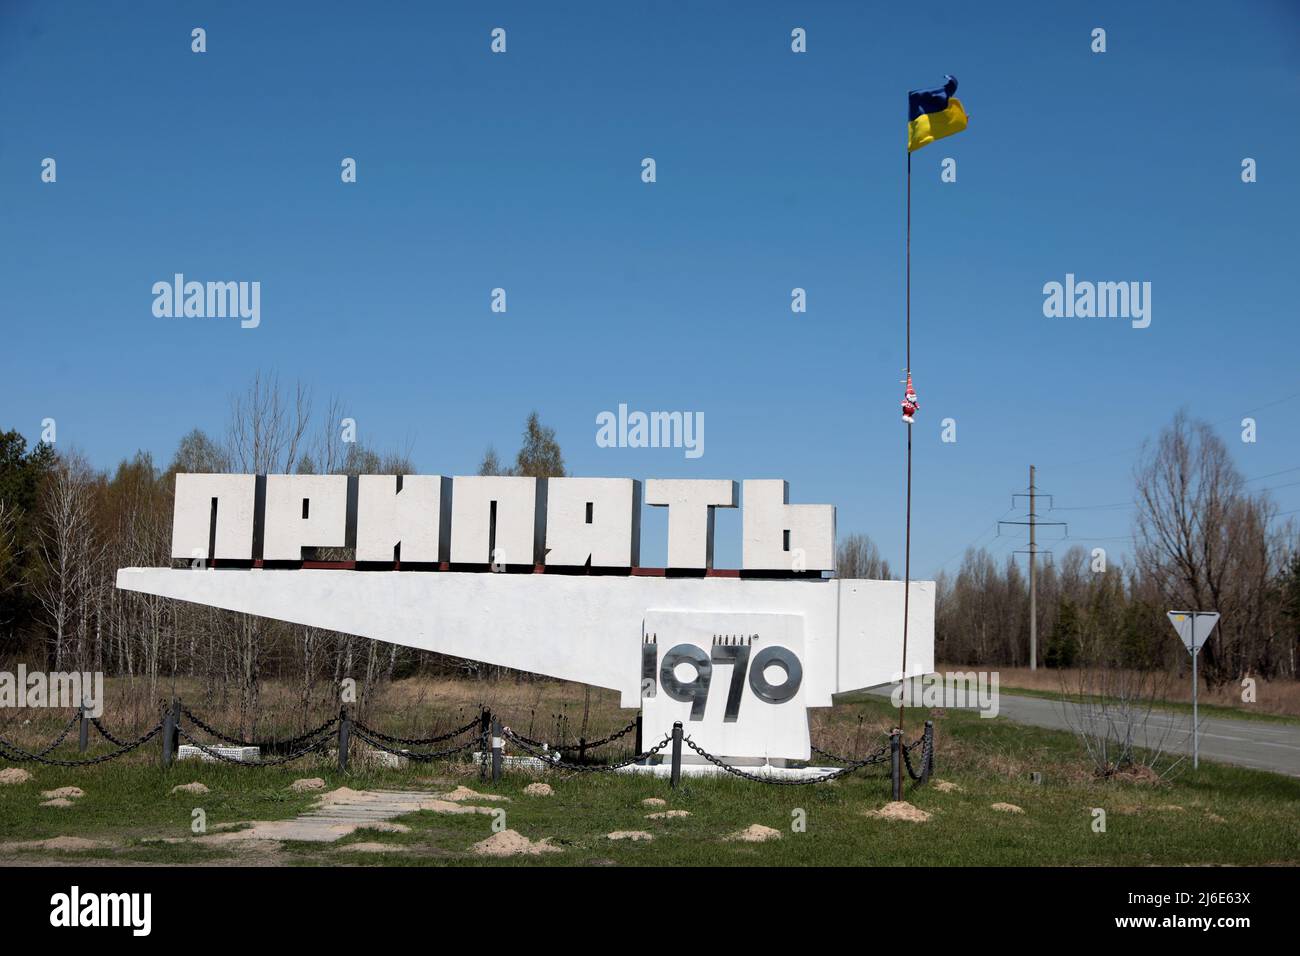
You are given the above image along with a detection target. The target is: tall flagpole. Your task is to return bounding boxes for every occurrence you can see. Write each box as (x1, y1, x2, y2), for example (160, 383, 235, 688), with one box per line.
(898, 149, 912, 734)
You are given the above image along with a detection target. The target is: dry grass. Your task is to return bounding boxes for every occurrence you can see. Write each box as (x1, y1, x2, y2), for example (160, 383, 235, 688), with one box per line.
(955, 664, 1300, 718)
(0, 671, 916, 761)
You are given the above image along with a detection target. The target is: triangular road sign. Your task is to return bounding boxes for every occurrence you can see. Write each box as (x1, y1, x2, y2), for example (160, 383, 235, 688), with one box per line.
(1167, 611, 1219, 654)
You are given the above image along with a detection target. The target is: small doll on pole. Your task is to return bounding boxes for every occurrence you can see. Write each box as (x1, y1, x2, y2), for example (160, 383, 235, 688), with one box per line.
(900, 371, 919, 424)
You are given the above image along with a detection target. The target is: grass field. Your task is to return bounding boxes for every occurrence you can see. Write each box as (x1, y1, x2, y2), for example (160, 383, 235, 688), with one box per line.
(1, 687, 1296, 867)
(985, 665, 1300, 723)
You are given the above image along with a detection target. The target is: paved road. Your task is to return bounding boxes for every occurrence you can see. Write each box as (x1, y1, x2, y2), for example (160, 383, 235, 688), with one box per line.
(871, 687, 1300, 777)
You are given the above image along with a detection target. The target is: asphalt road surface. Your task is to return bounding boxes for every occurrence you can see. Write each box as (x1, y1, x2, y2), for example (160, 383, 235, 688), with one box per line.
(872, 687, 1300, 777)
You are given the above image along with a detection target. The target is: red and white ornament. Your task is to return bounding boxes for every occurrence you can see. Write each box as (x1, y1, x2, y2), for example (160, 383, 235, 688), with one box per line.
(900, 372, 919, 424)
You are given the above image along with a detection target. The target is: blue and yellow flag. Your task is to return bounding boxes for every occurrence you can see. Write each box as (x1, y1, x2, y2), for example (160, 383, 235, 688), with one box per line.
(908, 75, 967, 152)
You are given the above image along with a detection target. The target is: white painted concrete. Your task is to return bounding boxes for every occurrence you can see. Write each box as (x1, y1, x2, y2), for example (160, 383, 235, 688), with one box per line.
(741, 480, 836, 572)
(644, 479, 736, 569)
(116, 567, 932, 760)
(356, 475, 449, 563)
(262, 475, 349, 561)
(544, 478, 640, 567)
(449, 476, 539, 566)
(171, 474, 257, 560)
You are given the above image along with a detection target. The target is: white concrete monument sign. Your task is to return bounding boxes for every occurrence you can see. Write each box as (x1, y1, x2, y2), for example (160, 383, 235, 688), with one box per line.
(117, 474, 934, 761)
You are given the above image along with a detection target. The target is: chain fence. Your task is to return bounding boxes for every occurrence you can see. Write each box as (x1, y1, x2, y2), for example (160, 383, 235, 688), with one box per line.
(501, 726, 673, 773)
(0, 700, 935, 794)
(0, 718, 165, 767)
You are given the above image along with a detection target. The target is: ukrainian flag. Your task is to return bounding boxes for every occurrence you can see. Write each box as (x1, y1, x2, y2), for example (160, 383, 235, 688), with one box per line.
(908, 75, 967, 152)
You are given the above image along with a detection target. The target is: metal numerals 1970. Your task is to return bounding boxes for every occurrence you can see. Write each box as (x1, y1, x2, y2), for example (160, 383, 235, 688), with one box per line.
(642, 637, 802, 721)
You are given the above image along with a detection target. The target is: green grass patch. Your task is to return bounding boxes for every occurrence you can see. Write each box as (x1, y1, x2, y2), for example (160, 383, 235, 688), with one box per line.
(2, 696, 1296, 867)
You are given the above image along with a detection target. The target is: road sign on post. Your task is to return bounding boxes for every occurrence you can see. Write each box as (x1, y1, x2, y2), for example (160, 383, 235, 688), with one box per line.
(1167, 611, 1219, 770)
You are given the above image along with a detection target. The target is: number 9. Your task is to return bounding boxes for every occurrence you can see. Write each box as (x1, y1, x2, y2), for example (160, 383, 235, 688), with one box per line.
(660, 644, 712, 720)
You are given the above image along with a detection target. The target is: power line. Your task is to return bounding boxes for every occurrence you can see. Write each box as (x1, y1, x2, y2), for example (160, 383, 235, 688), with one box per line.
(1245, 465, 1300, 483)
(1046, 387, 1300, 470)
(1050, 502, 1132, 512)
(997, 466, 1068, 672)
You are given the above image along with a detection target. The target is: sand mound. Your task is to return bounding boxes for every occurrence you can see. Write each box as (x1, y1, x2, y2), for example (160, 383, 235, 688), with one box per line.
(315, 786, 366, 806)
(523, 782, 554, 796)
(339, 842, 408, 853)
(0, 768, 33, 785)
(990, 802, 1024, 814)
(290, 777, 326, 792)
(1206, 812, 1227, 823)
(471, 829, 561, 857)
(41, 798, 74, 808)
(3, 835, 109, 852)
(364, 821, 411, 833)
(933, 779, 963, 793)
(608, 830, 653, 841)
(727, 823, 782, 842)
(641, 797, 667, 807)
(41, 786, 84, 800)
(1154, 804, 1185, 812)
(440, 786, 509, 803)
(864, 801, 931, 823)
(646, 809, 691, 820)
(171, 782, 209, 795)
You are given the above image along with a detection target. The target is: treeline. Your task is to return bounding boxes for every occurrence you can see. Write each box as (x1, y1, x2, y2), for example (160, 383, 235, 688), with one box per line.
(931, 412, 1299, 686)
(0, 374, 565, 729)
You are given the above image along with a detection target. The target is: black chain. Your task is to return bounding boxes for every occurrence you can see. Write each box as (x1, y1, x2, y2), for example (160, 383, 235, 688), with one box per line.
(682, 735, 889, 785)
(902, 733, 932, 782)
(349, 727, 479, 762)
(19, 712, 82, 758)
(89, 716, 131, 747)
(351, 715, 478, 747)
(174, 726, 332, 766)
(502, 728, 672, 773)
(0, 721, 164, 767)
(810, 743, 867, 764)
(180, 706, 338, 751)
(503, 717, 639, 754)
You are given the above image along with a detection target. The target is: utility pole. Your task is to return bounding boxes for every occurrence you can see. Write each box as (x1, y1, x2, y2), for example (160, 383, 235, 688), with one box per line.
(1029, 465, 1037, 671)
(999, 466, 1067, 672)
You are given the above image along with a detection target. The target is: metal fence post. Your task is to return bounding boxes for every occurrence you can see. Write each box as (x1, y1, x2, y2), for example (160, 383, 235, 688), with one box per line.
(337, 705, 351, 773)
(670, 721, 683, 789)
(491, 717, 503, 783)
(890, 729, 901, 801)
(161, 702, 176, 768)
(479, 708, 491, 781)
(577, 736, 587, 765)
(78, 701, 89, 753)
(921, 720, 934, 784)
(635, 712, 643, 756)
(171, 698, 181, 756)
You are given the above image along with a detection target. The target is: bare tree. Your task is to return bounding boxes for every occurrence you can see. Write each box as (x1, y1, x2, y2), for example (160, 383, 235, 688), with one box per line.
(223, 373, 314, 719)
(227, 371, 313, 474)
(836, 533, 894, 580)
(33, 452, 102, 671)
(1134, 410, 1277, 687)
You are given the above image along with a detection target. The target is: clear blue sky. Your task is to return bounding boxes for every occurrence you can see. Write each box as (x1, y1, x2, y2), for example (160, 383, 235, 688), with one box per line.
(2, 0, 1297, 574)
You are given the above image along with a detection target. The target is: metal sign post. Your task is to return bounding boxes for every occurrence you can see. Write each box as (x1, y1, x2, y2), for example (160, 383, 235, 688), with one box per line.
(1166, 611, 1220, 770)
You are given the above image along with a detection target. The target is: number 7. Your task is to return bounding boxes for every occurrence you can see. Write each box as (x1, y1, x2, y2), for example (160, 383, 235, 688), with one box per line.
(710, 643, 751, 722)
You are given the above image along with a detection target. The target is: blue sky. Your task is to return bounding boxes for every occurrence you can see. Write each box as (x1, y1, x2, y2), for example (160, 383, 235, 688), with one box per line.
(2, 0, 1297, 574)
